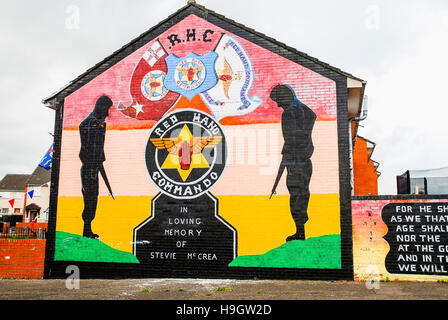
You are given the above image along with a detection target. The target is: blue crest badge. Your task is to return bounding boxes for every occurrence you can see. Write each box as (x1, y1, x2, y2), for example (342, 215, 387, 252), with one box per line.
(165, 52, 218, 101)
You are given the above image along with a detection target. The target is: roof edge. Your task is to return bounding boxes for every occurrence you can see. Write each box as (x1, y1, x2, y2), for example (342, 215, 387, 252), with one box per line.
(42, 1, 365, 105)
(42, 2, 195, 105)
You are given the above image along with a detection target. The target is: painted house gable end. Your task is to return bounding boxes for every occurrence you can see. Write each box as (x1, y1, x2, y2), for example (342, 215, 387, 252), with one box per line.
(44, 3, 358, 280)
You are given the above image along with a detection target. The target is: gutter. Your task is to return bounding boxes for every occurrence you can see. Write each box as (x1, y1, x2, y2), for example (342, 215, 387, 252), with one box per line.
(349, 94, 368, 196)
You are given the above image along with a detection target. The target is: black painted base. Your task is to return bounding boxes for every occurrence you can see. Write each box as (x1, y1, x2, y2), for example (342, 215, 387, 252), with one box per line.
(133, 193, 237, 270)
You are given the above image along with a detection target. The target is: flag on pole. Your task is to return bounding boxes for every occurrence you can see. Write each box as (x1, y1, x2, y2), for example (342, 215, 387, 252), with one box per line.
(38, 144, 54, 171)
(117, 40, 180, 121)
(28, 190, 34, 199)
(8, 199, 14, 208)
(200, 34, 262, 120)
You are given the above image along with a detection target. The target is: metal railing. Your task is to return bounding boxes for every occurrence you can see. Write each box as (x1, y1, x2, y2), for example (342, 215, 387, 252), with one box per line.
(0, 226, 47, 240)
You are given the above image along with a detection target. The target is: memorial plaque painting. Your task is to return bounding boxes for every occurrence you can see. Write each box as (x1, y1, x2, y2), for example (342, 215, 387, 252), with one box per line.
(383, 203, 448, 276)
(47, 5, 351, 279)
(134, 110, 236, 268)
(352, 199, 448, 282)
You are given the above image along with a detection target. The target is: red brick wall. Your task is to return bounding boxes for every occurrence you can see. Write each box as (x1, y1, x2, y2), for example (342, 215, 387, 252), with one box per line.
(0, 239, 46, 279)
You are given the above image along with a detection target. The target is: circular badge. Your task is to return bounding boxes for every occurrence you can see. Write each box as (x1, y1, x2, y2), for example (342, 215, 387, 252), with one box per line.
(141, 70, 169, 101)
(146, 110, 227, 199)
(174, 58, 206, 91)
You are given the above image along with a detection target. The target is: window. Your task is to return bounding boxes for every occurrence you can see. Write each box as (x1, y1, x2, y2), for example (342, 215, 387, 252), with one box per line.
(14, 208, 21, 214)
(0, 192, 10, 198)
(1, 208, 9, 214)
(33, 187, 42, 197)
(410, 178, 427, 195)
(15, 192, 23, 199)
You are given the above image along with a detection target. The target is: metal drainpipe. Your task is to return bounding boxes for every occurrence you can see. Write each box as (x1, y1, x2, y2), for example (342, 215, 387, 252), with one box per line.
(349, 96, 368, 196)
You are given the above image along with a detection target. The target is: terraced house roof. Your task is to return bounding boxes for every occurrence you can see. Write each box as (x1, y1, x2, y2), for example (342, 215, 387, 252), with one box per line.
(0, 174, 31, 192)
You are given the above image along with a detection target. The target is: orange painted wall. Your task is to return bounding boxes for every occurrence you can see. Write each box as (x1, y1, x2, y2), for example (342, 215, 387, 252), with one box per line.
(353, 138, 378, 196)
(0, 239, 46, 279)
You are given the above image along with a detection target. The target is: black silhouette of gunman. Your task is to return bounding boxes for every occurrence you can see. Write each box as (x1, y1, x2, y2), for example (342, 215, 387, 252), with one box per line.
(79, 96, 114, 239)
(270, 85, 316, 242)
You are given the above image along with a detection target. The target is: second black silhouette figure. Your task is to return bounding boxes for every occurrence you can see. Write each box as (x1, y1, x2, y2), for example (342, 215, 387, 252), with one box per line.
(270, 85, 316, 242)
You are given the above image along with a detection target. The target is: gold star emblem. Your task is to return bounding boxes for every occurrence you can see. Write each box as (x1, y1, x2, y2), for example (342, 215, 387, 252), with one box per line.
(150, 125, 222, 182)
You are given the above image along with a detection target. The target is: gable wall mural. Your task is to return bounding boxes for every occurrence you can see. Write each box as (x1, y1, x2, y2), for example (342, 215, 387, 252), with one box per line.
(45, 12, 353, 279)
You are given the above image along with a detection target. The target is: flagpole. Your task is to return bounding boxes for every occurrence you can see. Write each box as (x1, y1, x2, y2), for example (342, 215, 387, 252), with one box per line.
(157, 38, 169, 56)
(213, 32, 226, 52)
(118, 39, 166, 113)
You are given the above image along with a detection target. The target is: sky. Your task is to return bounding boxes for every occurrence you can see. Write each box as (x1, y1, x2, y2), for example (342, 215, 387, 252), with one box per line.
(0, 0, 447, 195)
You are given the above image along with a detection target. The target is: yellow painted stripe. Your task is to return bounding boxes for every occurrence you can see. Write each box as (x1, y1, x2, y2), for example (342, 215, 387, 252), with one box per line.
(56, 194, 340, 256)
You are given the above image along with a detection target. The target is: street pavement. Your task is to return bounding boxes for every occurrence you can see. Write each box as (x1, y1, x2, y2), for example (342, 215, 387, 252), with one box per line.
(0, 278, 448, 300)
(1, 279, 447, 318)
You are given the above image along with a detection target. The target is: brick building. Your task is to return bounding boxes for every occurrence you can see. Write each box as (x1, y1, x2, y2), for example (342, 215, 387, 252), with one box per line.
(0, 171, 48, 279)
(41, 1, 368, 280)
(37, 2, 448, 283)
(0, 174, 30, 229)
(353, 135, 380, 196)
(17, 166, 51, 230)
